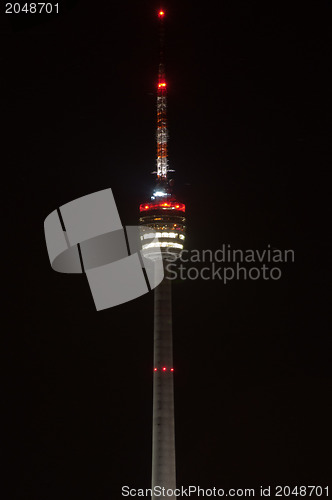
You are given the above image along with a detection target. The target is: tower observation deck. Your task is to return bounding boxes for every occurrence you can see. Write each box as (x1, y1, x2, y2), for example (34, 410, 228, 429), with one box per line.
(139, 9, 186, 500)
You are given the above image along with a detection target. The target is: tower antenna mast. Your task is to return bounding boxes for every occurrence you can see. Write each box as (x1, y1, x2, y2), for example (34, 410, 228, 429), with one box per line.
(156, 9, 172, 185)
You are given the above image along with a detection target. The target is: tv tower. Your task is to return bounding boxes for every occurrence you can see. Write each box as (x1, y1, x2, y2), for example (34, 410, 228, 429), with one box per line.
(139, 9, 186, 499)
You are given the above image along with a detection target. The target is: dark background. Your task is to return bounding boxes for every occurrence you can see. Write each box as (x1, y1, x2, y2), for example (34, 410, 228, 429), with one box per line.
(2, 1, 331, 498)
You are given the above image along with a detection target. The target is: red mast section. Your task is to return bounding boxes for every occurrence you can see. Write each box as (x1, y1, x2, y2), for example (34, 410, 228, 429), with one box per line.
(156, 9, 168, 181)
(140, 9, 185, 214)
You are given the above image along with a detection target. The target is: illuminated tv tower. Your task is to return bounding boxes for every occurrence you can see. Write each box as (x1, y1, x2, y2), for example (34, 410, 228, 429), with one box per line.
(139, 9, 186, 499)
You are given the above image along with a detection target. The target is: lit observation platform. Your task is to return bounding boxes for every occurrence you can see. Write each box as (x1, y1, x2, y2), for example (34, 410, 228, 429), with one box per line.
(139, 199, 186, 260)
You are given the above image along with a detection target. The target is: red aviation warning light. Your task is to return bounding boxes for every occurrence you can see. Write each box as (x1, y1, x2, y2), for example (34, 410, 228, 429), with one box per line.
(158, 10, 165, 18)
(154, 367, 174, 372)
(158, 81, 167, 89)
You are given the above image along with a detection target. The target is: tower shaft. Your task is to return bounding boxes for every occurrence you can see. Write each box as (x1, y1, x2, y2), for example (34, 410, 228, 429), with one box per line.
(152, 267, 176, 499)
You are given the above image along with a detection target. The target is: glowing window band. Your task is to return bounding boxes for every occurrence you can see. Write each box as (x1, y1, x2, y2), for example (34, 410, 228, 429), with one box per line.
(143, 232, 185, 240)
(142, 242, 183, 250)
(141, 232, 181, 240)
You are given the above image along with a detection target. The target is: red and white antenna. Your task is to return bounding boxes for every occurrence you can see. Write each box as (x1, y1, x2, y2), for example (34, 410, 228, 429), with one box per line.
(156, 8, 169, 181)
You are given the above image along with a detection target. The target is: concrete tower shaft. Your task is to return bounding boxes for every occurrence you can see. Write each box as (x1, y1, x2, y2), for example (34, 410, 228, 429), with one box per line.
(152, 269, 176, 499)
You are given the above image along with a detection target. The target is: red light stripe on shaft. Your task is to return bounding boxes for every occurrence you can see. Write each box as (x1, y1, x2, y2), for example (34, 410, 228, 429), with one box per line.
(154, 367, 174, 372)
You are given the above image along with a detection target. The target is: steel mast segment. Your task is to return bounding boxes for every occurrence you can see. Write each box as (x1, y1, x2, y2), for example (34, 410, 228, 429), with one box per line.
(154, 9, 173, 194)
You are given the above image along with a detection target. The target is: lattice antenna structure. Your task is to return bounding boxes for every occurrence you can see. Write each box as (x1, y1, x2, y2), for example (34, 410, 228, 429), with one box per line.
(156, 9, 171, 182)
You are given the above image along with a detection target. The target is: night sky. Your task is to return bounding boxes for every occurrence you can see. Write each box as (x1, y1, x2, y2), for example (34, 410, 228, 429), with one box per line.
(2, 1, 331, 498)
